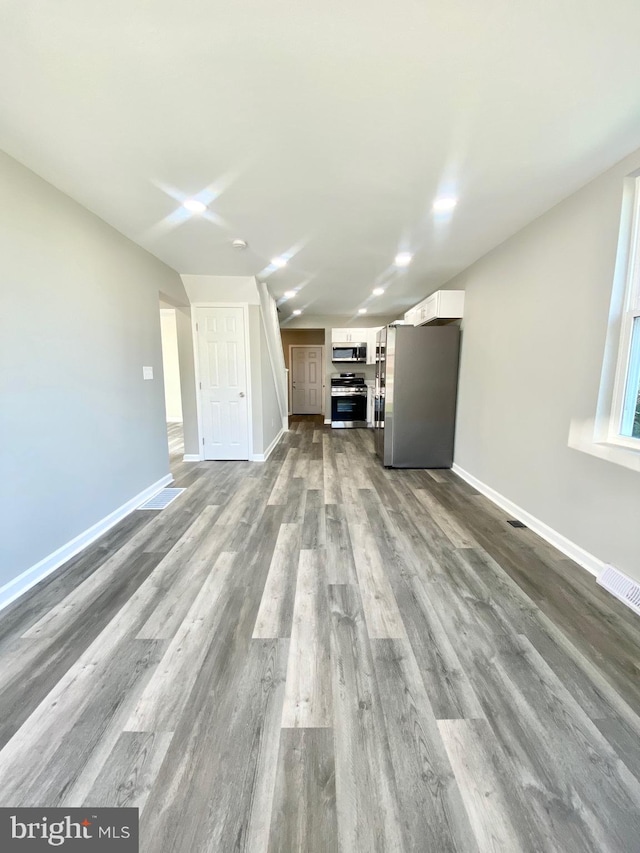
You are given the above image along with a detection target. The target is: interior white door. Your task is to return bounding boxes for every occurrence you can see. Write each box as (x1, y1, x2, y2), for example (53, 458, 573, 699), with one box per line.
(291, 346, 323, 414)
(197, 306, 249, 460)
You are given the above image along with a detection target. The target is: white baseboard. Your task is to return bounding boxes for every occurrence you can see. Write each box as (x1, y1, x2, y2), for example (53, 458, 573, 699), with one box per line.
(451, 464, 603, 578)
(251, 428, 284, 462)
(166, 417, 183, 423)
(324, 418, 331, 425)
(182, 454, 201, 462)
(0, 473, 174, 614)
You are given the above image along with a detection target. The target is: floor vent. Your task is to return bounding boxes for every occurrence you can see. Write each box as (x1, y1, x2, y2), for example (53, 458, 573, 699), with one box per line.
(598, 565, 640, 617)
(506, 519, 527, 528)
(138, 488, 185, 511)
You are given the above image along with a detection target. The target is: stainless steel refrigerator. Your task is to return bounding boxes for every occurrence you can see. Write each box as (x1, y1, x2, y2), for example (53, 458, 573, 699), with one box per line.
(374, 324, 460, 467)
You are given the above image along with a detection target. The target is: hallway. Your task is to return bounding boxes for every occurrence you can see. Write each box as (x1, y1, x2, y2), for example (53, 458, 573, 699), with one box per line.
(0, 422, 639, 851)
(166, 420, 184, 463)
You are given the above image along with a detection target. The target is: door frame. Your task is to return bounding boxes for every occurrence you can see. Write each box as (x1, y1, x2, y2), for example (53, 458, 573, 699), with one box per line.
(192, 303, 253, 461)
(289, 344, 326, 415)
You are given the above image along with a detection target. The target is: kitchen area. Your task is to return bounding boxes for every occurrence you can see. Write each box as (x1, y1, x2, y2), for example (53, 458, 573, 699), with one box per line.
(329, 327, 379, 429)
(283, 289, 465, 468)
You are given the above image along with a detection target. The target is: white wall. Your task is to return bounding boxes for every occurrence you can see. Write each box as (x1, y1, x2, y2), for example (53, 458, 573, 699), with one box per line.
(181, 275, 260, 304)
(446, 146, 640, 584)
(0, 150, 190, 589)
(260, 319, 283, 452)
(248, 305, 264, 454)
(257, 281, 288, 427)
(159, 308, 183, 422)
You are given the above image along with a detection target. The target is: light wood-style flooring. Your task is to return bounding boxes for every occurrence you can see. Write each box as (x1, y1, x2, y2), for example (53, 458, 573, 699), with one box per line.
(0, 418, 639, 852)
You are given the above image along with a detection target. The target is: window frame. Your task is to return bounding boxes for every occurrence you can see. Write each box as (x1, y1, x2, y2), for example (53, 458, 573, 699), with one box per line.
(608, 176, 640, 449)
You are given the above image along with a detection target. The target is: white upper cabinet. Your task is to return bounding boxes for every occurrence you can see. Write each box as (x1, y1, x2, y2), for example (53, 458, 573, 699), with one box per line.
(405, 290, 464, 326)
(331, 328, 368, 343)
(404, 307, 419, 326)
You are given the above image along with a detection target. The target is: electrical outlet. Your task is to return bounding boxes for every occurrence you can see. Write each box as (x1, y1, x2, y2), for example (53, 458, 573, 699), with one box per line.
(143, 366, 153, 380)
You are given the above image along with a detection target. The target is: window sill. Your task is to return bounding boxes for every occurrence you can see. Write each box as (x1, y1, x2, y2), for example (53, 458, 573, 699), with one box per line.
(568, 418, 640, 473)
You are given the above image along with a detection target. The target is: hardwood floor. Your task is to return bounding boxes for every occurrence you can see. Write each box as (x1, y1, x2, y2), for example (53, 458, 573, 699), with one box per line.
(0, 420, 639, 851)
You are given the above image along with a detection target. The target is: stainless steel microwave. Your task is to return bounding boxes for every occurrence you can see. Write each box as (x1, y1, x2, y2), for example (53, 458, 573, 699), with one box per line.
(332, 343, 367, 362)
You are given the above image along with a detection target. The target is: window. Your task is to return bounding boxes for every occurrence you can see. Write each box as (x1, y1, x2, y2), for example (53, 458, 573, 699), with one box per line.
(621, 317, 640, 438)
(610, 176, 640, 445)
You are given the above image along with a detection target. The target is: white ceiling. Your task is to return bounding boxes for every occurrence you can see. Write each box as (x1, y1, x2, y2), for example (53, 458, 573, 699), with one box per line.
(2, 1, 640, 319)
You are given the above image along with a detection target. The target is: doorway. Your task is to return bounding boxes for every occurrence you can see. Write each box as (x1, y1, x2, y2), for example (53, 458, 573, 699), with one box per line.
(290, 345, 325, 415)
(194, 305, 251, 460)
(280, 327, 326, 416)
(159, 303, 184, 462)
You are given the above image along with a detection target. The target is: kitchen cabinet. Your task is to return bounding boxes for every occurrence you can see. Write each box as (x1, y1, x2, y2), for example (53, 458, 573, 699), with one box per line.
(404, 307, 419, 326)
(421, 290, 464, 324)
(404, 290, 464, 326)
(331, 328, 367, 343)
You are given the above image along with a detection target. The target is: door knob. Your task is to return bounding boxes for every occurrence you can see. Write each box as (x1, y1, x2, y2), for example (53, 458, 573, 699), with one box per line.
(239, 391, 245, 397)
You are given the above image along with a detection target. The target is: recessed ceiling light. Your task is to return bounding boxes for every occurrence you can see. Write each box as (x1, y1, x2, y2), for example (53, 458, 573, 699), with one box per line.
(284, 290, 296, 298)
(292, 309, 302, 315)
(183, 199, 207, 214)
(231, 238, 248, 249)
(271, 256, 288, 268)
(394, 252, 413, 267)
(432, 196, 458, 213)
(372, 287, 385, 296)
(358, 308, 367, 314)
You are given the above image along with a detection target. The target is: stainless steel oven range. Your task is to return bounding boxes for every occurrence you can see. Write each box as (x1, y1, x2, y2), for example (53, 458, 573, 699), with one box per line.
(331, 372, 367, 428)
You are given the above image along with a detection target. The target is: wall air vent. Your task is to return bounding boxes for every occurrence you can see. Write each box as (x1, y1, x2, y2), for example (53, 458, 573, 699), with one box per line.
(506, 519, 527, 528)
(597, 565, 640, 617)
(138, 488, 185, 511)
